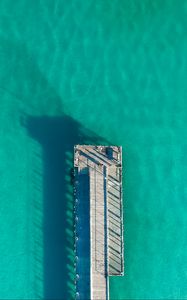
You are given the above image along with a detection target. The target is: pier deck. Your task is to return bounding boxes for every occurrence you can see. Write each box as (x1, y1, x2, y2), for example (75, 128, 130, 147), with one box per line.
(74, 145, 124, 300)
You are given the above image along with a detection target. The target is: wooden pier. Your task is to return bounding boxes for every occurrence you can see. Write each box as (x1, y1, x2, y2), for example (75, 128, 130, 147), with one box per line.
(74, 145, 124, 300)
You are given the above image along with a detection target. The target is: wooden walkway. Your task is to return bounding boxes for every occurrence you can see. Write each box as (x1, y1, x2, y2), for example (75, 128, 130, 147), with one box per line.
(107, 164, 123, 275)
(74, 145, 124, 300)
(90, 165, 108, 300)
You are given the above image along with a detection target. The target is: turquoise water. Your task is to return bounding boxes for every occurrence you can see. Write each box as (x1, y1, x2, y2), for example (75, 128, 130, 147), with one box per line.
(0, 0, 187, 299)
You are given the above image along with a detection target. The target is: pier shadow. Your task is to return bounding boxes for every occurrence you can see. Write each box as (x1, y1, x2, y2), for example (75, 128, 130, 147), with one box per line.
(23, 114, 109, 299)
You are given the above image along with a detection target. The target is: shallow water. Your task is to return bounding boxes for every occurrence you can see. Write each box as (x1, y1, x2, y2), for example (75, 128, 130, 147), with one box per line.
(0, 0, 187, 299)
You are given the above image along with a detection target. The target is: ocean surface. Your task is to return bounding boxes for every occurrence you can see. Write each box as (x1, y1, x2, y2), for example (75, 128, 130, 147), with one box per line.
(0, 0, 187, 299)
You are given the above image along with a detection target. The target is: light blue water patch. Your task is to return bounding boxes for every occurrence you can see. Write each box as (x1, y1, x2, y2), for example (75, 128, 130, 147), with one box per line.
(0, 0, 187, 299)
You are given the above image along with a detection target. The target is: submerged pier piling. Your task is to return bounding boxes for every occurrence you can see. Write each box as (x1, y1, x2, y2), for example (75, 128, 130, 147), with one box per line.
(74, 145, 124, 300)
